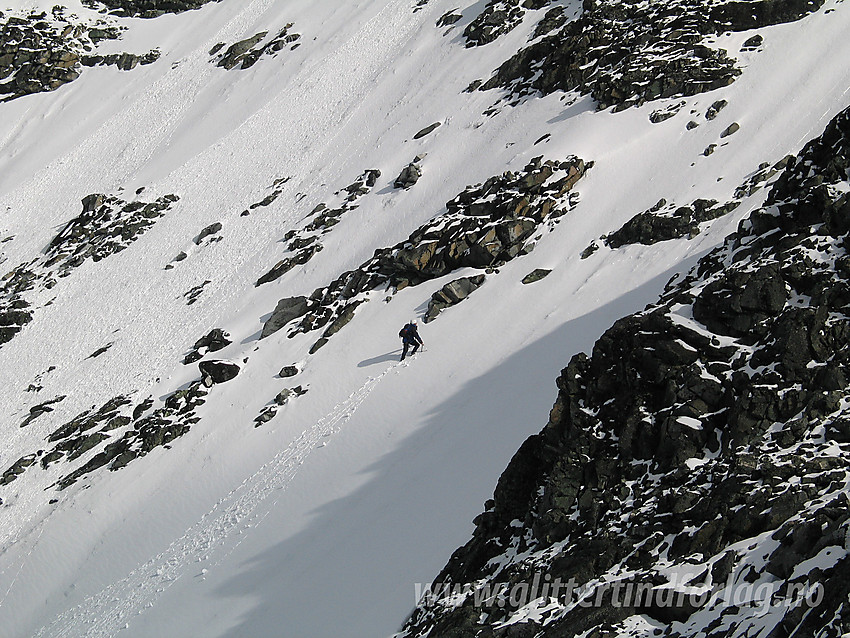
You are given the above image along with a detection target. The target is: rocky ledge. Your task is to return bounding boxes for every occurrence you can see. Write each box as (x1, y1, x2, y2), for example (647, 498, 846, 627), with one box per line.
(467, 0, 825, 111)
(398, 101, 850, 638)
(258, 156, 589, 353)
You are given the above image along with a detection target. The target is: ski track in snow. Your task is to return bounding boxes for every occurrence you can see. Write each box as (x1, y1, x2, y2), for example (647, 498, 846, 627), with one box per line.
(33, 361, 405, 637)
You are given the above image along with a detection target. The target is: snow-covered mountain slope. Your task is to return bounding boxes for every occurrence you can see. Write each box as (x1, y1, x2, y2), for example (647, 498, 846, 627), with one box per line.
(398, 96, 850, 638)
(1, 1, 850, 637)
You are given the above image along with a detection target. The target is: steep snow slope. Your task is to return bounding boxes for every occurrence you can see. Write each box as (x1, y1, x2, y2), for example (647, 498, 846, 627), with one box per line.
(1, 0, 849, 637)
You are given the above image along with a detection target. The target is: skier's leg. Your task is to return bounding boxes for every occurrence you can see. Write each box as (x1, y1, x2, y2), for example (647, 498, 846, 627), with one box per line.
(401, 342, 410, 361)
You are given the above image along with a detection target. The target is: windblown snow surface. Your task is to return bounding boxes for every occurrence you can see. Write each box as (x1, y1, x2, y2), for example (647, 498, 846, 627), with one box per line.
(1, 0, 850, 637)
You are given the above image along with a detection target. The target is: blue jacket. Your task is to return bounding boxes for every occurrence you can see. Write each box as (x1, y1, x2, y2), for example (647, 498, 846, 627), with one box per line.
(399, 323, 422, 345)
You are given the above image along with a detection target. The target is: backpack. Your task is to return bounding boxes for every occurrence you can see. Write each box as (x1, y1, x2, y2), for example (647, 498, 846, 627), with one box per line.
(399, 325, 410, 339)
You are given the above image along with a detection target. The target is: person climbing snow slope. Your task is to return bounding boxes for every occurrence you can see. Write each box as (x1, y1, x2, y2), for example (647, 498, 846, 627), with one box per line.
(399, 319, 423, 361)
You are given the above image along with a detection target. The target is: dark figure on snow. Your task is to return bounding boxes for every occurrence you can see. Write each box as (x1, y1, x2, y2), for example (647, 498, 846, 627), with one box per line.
(399, 320, 423, 361)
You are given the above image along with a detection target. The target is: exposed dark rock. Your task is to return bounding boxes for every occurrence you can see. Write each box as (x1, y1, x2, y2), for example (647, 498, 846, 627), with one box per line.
(425, 275, 486, 322)
(705, 99, 728, 120)
(81, 50, 160, 70)
(0, 9, 162, 102)
(87, 342, 113, 359)
(19, 395, 66, 427)
(183, 328, 231, 364)
(650, 100, 686, 123)
(261, 296, 310, 339)
(199, 360, 240, 384)
(81, 0, 222, 18)
(183, 280, 211, 305)
(1, 454, 37, 485)
(437, 11, 463, 27)
(394, 162, 423, 189)
(212, 24, 301, 70)
(399, 95, 850, 638)
(414, 122, 442, 139)
(463, 0, 527, 47)
(0, 192, 178, 349)
(0, 388, 205, 492)
(255, 169, 378, 287)
(607, 198, 739, 248)
(279, 365, 299, 378)
(720, 121, 741, 138)
(521, 268, 551, 284)
(274, 385, 307, 405)
(254, 406, 277, 426)
(194, 221, 222, 244)
(473, 0, 824, 112)
(280, 156, 588, 347)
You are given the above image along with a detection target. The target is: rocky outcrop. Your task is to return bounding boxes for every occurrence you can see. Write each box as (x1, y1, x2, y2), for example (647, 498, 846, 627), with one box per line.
(1, 9, 161, 102)
(606, 154, 795, 250)
(2, 379, 210, 492)
(19, 395, 66, 428)
(255, 169, 379, 287)
(425, 275, 486, 323)
(183, 328, 232, 364)
(398, 101, 850, 638)
(394, 160, 423, 189)
(0, 9, 118, 101)
(473, 0, 825, 111)
(463, 0, 530, 47)
(211, 24, 301, 70)
(0, 192, 179, 348)
(81, 0, 222, 18)
(606, 198, 739, 248)
(261, 156, 588, 351)
(240, 176, 290, 217)
(199, 360, 240, 385)
(261, 296, 310, 339)
(81, 50, 160, 70)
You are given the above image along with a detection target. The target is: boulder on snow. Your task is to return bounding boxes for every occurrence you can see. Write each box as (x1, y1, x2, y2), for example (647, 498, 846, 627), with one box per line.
(413, 122, 442, 139)
(425, 275, 485, 322)
(522, 269, 552, 284)
(261, 296, 310, 339)
(194, 221, 222, 244)
(198, 360, 240, 385)
(394, 162, 423, 189)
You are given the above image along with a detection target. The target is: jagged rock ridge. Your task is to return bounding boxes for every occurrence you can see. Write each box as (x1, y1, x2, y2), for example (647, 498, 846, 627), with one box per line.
(398, 103, 850, 637)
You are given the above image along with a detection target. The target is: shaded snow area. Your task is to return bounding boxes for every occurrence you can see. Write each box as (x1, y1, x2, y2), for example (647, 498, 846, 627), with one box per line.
(0, 1, 850, 637)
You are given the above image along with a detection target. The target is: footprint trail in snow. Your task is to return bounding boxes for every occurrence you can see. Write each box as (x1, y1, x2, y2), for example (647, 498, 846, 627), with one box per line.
(34, 362, 404, 638)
